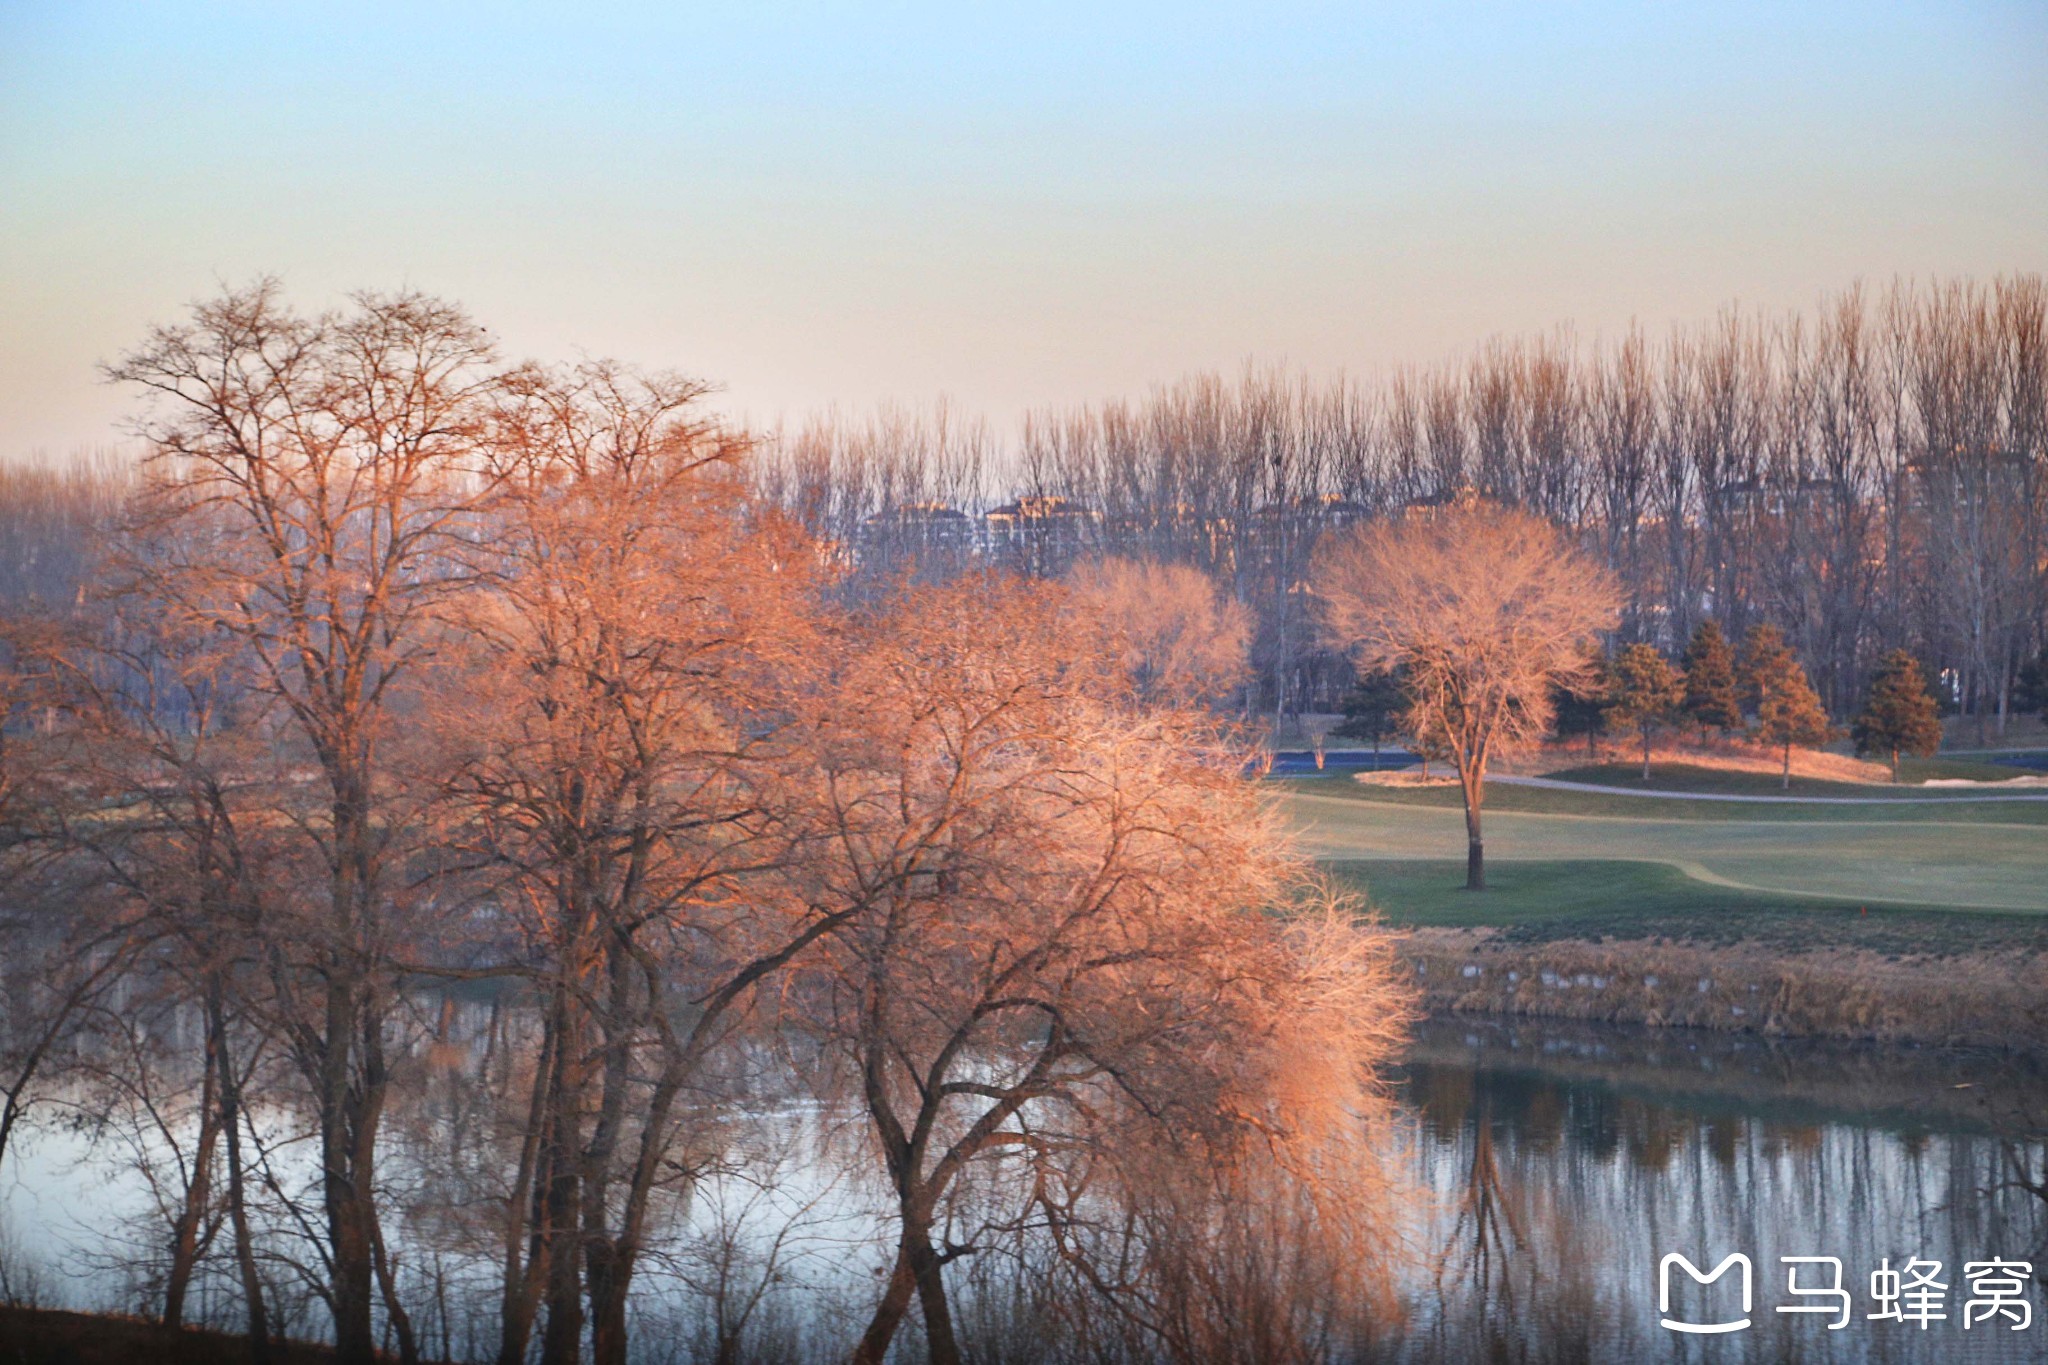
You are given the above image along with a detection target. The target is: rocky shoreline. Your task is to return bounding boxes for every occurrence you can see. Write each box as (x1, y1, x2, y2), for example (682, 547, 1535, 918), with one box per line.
(1403, 926, 2048, 1052)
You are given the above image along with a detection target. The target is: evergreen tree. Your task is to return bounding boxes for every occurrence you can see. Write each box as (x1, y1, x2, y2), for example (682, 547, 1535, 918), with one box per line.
(1333, 666, 1408, 765)
(1606, 643, 1685, 780)
(1737, 622, 1796, 718)
(1550, 656, 1610, 760)
(1680, 620, 1742, 738)
(1853, 649, 1944, 781)
(1755, 652, 1835, 788)
(2016, 647, 2048, 719)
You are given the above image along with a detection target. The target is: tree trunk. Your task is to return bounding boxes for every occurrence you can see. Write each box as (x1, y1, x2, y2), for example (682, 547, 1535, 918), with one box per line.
(162, 1022, 222, 1328)
(912, 1237, 961, 1365)
(586, 1061, 687, 1365)
(498, 1021, 557, 1365)
(209, 982, 271, 1365)
(850, 1229, 928, 1365)
(582, 947, 643, 1365)
(328, 1173, 376, 1365)
(1998, 655, 2012, 739)
(371, 1212, 420, 1365)
(323, 779, 384, 1365)
(1461, 770, 1486, 891)
(358, 1017, 408, 1365)
(1890, 746, 1901, 783)
(1782, 742, 1792, 790)
(1642, 727, 1653, 781)
(324, 972, 378, 1365)
(540, 983, 587, 1365)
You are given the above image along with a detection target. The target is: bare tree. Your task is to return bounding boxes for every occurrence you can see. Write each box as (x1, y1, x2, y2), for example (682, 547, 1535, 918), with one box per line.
(106, 281, 502, 1364)
(1314, 501, 1618, 889)
(1034, 907, 1411, 1365)
(435, 360, 833, 1365)
(791, 576, 1410, 1365)
(1065, 556, 1251, 707)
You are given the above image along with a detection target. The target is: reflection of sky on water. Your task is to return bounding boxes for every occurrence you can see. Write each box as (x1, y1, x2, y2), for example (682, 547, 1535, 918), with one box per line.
(4, 1013, 2045, 1362)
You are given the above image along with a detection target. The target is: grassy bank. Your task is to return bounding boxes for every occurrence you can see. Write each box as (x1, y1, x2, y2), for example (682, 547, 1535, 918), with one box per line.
(1402, 1015, 2046, 1136)
(1399, 926, 2048, 1050)
(1328, 857, 2048, 953)
(0, 1308, 384, 1365)
(1284, 764, 2048, 1047)
(1336, 857, 2048, 1047)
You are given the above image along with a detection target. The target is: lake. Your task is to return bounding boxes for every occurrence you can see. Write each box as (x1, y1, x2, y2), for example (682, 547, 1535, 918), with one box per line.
(1395, 1015, 2048, 1363)
(4, 1011, 2044, 1362)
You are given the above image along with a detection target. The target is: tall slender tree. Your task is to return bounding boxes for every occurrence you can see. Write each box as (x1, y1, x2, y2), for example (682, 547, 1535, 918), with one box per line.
(107, 282, 502, 1365)
(441, 362, 835, 1365)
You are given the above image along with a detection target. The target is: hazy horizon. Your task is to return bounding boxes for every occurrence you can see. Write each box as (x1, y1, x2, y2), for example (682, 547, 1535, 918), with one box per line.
(3, 2, 2043, 461)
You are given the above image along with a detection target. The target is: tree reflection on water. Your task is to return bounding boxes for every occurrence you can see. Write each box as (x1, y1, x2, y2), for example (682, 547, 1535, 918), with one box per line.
(4, 1011, 2046, 1363)
(1397, 1016, 2048, 1363)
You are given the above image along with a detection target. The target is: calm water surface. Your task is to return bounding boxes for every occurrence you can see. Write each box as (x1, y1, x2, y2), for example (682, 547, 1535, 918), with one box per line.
(1397, 1015, 2048, 1363)
(4, 1012, 2044, 1362)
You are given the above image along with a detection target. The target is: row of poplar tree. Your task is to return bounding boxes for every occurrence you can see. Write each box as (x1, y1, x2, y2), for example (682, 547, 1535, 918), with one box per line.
(756, 275, 2048, 737)
(5, 277, 2042, 745)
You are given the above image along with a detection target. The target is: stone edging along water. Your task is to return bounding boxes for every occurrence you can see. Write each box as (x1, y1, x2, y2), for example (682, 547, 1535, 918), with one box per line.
(1402, 927, 2048, 1053)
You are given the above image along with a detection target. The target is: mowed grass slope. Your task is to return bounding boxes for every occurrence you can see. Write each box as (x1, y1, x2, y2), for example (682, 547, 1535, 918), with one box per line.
(1325, 858, 2048, 956)
(1277, 778, 2048, 916)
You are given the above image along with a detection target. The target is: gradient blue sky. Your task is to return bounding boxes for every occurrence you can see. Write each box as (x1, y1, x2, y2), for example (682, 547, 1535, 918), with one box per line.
(2, 2, 2043, 457)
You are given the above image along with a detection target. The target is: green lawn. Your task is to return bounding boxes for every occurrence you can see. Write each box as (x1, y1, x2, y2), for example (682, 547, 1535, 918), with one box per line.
(1327, 858, 2048, 954)
(1278, 782, 2048, 913)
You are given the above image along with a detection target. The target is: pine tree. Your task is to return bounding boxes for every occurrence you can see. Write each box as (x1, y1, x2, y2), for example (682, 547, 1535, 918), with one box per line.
(1737, 622, 1796, 718)
(1755, 652, 1834, 788)
(2016, 647, 2048, 719)
(1681, 620, 1742, 738)
(1550, 657, 1610, 760)
(1606, 643, 1686, 780)
(1333, 666, 1408, 764)
(1853, 649, 1944, 782)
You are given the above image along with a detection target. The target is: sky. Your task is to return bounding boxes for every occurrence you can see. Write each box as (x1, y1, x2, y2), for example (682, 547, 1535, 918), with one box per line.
(1, 1, 2043, 459)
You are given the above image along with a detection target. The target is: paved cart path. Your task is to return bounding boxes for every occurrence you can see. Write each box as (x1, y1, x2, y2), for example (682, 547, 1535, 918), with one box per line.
(1491, 774, 2048, 804)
